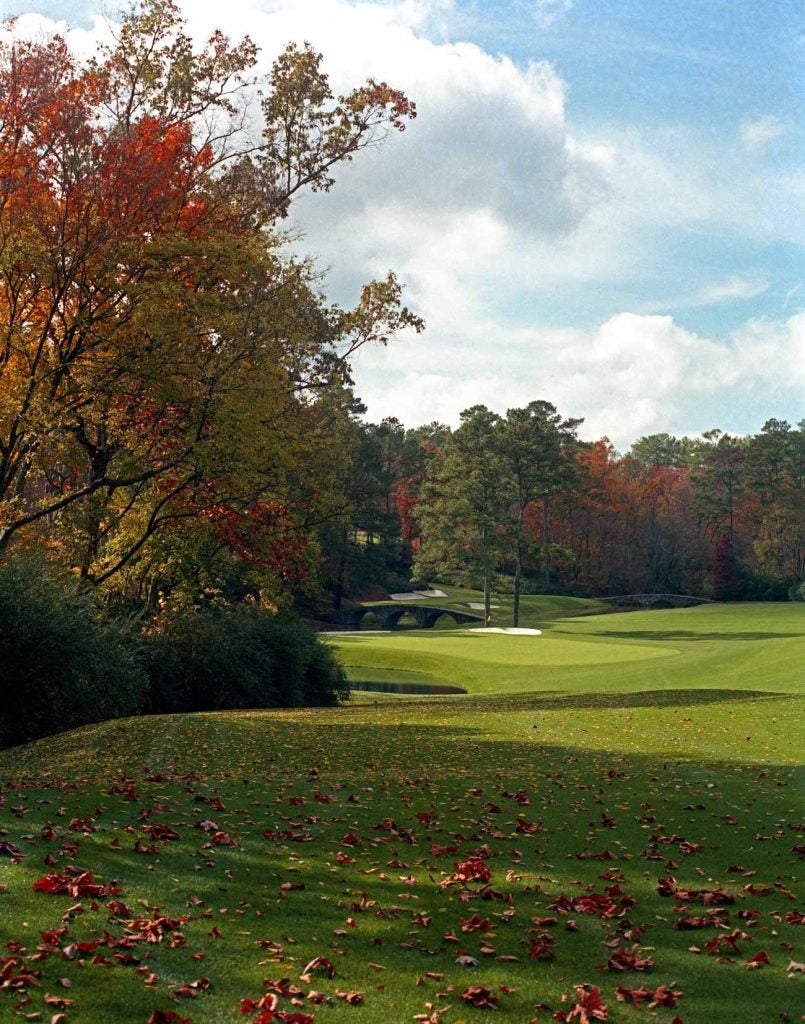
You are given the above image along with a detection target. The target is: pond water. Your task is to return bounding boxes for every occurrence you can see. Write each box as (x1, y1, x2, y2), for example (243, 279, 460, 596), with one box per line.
(349, 681, 466, 695)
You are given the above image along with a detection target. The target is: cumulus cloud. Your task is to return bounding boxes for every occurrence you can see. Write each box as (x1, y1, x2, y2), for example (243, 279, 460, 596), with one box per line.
(274, 12, 604, 239)
(740, 114, 787, 152)
(3, 9, 113, 58)
(731, 311, 805, 392)
(6, 0, 801, 449)
(353, 311, 805, 447)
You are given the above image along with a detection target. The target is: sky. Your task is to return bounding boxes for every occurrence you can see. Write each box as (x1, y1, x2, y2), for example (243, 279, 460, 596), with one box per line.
(2, 0, 803, 450)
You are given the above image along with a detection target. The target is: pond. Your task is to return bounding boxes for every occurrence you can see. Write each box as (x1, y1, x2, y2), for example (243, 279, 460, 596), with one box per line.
(348, 680, 466, 695)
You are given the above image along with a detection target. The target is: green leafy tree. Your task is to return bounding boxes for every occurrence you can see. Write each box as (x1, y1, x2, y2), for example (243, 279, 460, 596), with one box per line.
(745, 420, 805, 583)
(0, 1, 422, 604)
(315, 414, 400, 609)
(498, 401, 582, 624)
(690, 431, 745, 541)
(414, 406, 511, 622)
(628, 433, 700, 468)
(712, 531, 741, 600)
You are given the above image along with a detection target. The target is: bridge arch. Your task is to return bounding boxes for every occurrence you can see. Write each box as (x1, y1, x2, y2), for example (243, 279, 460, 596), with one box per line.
(333, 604, 484, 629)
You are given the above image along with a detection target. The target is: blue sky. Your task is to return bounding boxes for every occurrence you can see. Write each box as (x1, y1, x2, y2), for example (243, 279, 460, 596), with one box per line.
(3, 0, 803, 448)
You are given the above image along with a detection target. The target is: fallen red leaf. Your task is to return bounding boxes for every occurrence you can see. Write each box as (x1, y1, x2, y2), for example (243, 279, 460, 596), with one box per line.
(555, 984, 608, 1023)
(461, 984, 499, 1008)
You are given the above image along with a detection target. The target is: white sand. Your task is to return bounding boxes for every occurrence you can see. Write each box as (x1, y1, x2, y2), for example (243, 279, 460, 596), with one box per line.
(468, 602, 500, 609)
(468, 627, 542, 636)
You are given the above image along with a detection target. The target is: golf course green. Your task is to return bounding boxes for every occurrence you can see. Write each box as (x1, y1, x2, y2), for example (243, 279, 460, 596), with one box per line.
(1, 600, 802, 1023)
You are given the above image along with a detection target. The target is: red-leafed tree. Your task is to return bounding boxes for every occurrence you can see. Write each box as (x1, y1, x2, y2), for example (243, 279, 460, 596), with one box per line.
(546, 440, 710, 596)
(712, 530, 741, 600)
(0, 1, 421, 600)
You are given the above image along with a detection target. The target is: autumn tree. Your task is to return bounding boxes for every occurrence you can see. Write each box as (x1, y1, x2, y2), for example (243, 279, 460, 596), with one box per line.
(548, 439, 710, 597)
(0, 1, 421, 601)
(745, 419, 805, 585)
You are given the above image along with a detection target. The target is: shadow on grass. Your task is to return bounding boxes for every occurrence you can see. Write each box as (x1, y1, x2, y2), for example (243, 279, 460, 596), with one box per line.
(350, 681, 467, 695)
(595, 630, 803, 641)
(1, 721, 801, 1024)
(485, 687, 790, 711)
(343, 687, 794, 714)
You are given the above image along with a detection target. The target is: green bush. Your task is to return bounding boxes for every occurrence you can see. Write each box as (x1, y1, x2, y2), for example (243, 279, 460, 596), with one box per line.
(0, 555, 346, 749)
(788, 580, 805, 602)
(0, 553, 147, 749)
(145, 605, 347, 713)
(737, 567, 793, 601)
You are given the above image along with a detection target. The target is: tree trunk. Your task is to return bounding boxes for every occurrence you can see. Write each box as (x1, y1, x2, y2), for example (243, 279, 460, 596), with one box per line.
(542, 495, 551, 588)
(484, 566, 492, 625)
(513, 510, 523, 627)
(333, 528, 348, 611)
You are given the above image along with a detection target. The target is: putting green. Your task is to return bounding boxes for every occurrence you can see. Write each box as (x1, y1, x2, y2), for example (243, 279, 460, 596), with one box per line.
(337, 630, 675, 665)
(331, 602, 805, 695)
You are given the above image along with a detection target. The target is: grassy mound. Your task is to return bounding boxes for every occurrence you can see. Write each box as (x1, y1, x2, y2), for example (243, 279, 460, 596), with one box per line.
(0, 602, 802, 1023)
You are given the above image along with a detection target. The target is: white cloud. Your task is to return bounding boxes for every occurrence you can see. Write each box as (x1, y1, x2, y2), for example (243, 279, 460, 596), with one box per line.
(532, 0, 574, 29)
(6, 0, 802, 449)
(731, 311, 805, 392)
(740, 114, 787, 152)
(693, 275, 769, 305)
(1, 9, 111, 57)
(354, 311, 805, 447)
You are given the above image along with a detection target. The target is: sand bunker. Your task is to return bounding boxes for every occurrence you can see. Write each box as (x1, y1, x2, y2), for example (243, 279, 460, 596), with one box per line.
(468, 627, 542, 636)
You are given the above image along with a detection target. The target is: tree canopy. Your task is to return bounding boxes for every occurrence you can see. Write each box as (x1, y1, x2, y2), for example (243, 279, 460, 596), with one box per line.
(0, 3, 801, 618)
(0, 1, 421, 605)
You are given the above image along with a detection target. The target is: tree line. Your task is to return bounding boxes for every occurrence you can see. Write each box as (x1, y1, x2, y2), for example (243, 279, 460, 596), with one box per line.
(324, 410, 804, 618)
(1, 1, 801, 638)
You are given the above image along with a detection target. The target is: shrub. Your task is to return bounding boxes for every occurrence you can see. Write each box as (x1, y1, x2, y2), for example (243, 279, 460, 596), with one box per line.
(145, 605, 347, 713)
(0, 555, 346, 749)
(0, 553, 147, 749)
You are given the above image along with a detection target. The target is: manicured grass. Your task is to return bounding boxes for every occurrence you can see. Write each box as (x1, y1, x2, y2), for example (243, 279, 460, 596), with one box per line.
(364, 587, 606, 631)
(334, 602, 805, 696)
(1, 602, 802, 1023)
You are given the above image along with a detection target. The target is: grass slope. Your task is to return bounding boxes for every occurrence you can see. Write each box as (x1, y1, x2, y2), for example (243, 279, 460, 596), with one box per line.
(0, 602, 802, 1024)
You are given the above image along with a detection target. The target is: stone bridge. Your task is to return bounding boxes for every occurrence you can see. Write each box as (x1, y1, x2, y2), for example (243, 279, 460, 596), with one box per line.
(599, 593, 714, 609)
(334, 604, 484, 629)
